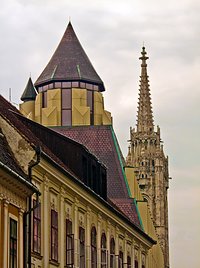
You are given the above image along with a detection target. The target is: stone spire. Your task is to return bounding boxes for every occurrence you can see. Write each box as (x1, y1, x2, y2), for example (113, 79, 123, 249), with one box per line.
(136, 47, 154, 133)
(21, 77, 37, 102)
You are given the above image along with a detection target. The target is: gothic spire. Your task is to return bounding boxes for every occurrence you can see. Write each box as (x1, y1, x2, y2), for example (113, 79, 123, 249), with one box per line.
(136, 47, 154, 133)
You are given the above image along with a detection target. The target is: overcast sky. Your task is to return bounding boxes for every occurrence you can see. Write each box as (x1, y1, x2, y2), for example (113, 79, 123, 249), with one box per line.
(0, 0, 200, 267)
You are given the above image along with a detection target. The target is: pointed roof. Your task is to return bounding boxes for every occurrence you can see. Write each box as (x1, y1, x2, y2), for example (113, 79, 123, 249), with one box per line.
(35, 22, 105, 91)
(21, 77, 37, 102)
(136, 47, 154, 133)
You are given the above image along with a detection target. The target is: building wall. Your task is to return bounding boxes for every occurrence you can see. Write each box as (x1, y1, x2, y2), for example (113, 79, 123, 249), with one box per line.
(0, 171, 27, 268)
(30, 158, 152, 268)
(20, 87, 112, 127)
(125, 167, 165, 268)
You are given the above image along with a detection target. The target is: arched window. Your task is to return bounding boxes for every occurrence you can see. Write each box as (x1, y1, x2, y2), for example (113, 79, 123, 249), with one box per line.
(119, 251, 123, 268)
(101, 233, 107, 267)
(110, 238, 115, 268)
(127, 255, 131, 268)
(91, 227, 97, 268)
(79, 227, 85, 268)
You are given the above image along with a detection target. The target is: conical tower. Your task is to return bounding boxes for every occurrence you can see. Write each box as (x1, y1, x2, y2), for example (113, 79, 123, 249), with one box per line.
(127, 47, 170, 268)
(20, 22, 112, 126)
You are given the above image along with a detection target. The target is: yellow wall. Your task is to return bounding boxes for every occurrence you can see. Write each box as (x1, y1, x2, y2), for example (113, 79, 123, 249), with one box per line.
(125, 167, 165, 268)
(30, 157, 153, 268)
(20, 87, 112, 127)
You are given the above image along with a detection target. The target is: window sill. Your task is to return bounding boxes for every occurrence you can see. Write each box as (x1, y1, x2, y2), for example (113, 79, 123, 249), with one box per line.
(31, 251, 43, 260)
(49, 259, 60, 266)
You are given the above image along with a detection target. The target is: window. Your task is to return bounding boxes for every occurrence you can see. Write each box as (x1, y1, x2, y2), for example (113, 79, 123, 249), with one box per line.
(51, 210, 58, 261)
(42, 91, 47, 108)
(127, 256, 131, 268)
(91, 227, 97, 268)
(62, 89, 72, 126)
(101, 233, 107, 268)
(33, 200, 41, 254)
(66, 219, 74, 267)
(110, 238, 115, 268)
(10, 218, 17, 268)
(87, 90, 94, 125)
(135, 260, 139, 268)
(79, 227, 85, 268)
(55, 82, 62, 88)
(119, 251, 123, 268)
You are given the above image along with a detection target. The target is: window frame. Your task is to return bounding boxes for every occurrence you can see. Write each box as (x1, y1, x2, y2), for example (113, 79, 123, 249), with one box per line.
(79, 226, 85, 268)
(9, 218, 18, 268)
(91, 226, 97, 268)
(33, 200, 41, 254)
(51, 209, 58, 262)
(66, 219, 74, 267)
(101, 233, 107, 268)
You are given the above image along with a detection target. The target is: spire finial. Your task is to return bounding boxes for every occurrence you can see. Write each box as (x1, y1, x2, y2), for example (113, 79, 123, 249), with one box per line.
(139, 46, 149, 67)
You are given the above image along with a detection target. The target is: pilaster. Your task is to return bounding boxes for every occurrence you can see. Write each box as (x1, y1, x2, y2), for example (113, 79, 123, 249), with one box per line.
(43, 177, 49, 268)
(3, 200, 9, 268)
(19, 208, 24, 268)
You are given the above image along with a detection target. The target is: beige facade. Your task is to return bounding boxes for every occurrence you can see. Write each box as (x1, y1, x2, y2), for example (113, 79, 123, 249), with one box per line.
(30, 156, 153, 268)
(0, 114, 39, 268)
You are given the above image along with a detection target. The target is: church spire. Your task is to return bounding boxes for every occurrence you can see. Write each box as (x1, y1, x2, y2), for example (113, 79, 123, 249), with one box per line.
(136, 47, 154, 133)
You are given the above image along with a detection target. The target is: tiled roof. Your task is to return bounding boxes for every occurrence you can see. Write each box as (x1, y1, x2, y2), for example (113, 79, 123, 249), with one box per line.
(0, 128, 26, 178)
(0, 95, 76, 178)
(53, 125, 142, 228)
(53, 125, 129, 198)
(21, 77, 37, 102)
(35, 22, 105, 91)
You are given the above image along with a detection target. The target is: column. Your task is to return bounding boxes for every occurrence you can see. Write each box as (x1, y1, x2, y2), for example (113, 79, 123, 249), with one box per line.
(97, 213, 102, 268)
(3, 200, 9, 268)
(60, 187, 65, 267)
(74, 198, 79, 268)
(132, 239, 135, 268)
(106, 221, 110, 268)
(124, 234, 127, 267)
(138, 245, 142, 268)
(86, 206, 91, 268)
(18, 208, 24, 268)
(43, 177, 49, 268)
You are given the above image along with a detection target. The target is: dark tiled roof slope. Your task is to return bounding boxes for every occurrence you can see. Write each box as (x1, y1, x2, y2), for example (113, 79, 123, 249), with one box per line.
(0, 128, 26, 178)
(53, 125, 142, 228)
(53, 125, 129, 199)
(35, 22, 105, 91)
(21, 77, 37, 102)
(0, 95, 76, 177)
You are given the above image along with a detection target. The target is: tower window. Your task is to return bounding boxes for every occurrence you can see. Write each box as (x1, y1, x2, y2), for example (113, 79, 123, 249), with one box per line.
(42, 91, 47, 108)
(62, 89, 72, 126)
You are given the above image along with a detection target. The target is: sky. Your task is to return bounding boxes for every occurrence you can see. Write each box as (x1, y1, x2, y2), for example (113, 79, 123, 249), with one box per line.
(0, 0, 200, 267)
